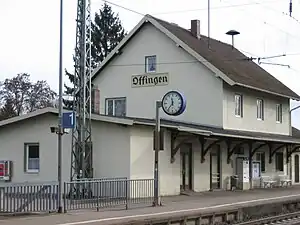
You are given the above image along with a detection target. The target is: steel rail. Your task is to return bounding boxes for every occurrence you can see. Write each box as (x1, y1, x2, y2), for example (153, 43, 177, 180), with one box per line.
(235, 211, 300, 225)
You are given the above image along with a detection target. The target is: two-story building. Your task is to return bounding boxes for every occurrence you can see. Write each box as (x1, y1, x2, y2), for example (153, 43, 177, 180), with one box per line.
(0, 14, 300, 197)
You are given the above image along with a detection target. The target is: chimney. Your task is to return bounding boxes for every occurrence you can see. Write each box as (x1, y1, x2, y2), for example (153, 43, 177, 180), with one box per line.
(191, 19, 201, 39)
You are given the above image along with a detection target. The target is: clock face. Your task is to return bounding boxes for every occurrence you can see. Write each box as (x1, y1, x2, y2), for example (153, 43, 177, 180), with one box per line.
(162, 91, 184, 116)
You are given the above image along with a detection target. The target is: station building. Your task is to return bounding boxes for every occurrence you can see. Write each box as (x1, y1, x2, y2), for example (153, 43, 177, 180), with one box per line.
(0, 15, 300, 196)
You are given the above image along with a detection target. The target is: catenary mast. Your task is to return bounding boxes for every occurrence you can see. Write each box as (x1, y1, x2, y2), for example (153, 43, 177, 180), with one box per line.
(70, 0, 93, 192)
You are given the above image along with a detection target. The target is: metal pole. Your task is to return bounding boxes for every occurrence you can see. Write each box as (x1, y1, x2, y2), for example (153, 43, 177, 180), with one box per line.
(57, 0, 64, 214)
(208, 0, 210, 48)
(289, 0, 292, 17)
(154, 100, 162, 206)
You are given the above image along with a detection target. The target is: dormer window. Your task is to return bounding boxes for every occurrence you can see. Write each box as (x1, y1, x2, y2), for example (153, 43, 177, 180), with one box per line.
(145, 55, 157, 73)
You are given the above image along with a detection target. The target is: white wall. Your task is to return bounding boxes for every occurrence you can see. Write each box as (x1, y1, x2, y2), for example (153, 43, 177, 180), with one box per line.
(93, 23, 224, 127)
(0, 114, 71, 184)
(130, 126, 181, 196)
(0, 113, 131, 184)
(92, 120, 131, 179)
(223, 85, 290, 135)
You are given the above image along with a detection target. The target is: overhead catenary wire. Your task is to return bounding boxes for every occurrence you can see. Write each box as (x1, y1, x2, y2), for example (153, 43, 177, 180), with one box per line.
(152, 0, 285, 15)
(95, 0, 300, 71)
(94, 0, 283, 16)
(100, 0, 300, 42)
(234, 7, 300, 41)
(96, 0, 145, 16)
(246, 0, 300, 24)
(104, 52, 300, 68)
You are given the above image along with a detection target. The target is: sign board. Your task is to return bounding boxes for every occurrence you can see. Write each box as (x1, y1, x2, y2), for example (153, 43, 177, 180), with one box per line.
(62, 112, 76, 129)
(242, 160, 249, 182)
(131, 73, 169, 88)
(252, 161, 261, 178)
(0, 160, 12, 181)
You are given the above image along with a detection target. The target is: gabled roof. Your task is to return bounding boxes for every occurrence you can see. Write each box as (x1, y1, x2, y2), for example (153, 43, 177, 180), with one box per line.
(1, 107, 300, 144)
(0, 107, 134, 129)
(91, 14, 300, 100)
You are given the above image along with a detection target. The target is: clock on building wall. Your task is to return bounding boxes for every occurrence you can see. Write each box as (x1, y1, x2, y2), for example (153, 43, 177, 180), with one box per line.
(161, 90, 186, 116)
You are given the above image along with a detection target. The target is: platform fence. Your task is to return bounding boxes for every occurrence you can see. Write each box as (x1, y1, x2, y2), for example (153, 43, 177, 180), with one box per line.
(0, 178, 154, 214)
(0, 181, 58, 214)
(63, 178, 154, 211)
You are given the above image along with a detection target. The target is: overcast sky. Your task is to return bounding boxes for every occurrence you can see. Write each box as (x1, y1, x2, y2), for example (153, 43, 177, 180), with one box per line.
(0, 0, 300, 127)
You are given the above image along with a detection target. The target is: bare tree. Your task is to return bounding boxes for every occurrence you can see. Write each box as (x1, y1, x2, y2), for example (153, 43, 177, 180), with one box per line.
(0, 73, 57, 120)
(0, 99, 17, 121)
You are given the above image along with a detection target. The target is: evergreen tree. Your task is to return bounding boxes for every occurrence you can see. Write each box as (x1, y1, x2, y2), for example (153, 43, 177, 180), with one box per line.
(64, 3, 126, 109)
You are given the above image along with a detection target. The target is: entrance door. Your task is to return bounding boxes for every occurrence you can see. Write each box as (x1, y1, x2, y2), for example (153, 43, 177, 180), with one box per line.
(210, 145, 221, 190)
(180, 144, 193, 191)
(295, 154, 299, 183)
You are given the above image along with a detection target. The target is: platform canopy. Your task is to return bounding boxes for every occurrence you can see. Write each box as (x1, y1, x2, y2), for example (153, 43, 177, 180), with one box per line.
(133, 117, 300, 165)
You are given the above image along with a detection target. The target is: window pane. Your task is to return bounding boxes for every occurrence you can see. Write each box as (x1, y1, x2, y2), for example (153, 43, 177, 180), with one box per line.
(28, 145, 39, 158)
(28, 158, 40, 170)
(276, 104, 282, 122)
(257, 101, 259, 118)
(257, 99, 263, 119)
(275, 152, 284, 171)
(107, 100, 114, 115)
(146, 56, 156, 72)
(256, 152, 265, 172)
(235, 95, 241, 116)
(27, 144, 40, 171)
(114, 99, 126, 116)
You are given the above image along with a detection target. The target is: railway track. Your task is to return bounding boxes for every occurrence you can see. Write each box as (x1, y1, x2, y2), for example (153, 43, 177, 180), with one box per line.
(235, 211, 300, 225)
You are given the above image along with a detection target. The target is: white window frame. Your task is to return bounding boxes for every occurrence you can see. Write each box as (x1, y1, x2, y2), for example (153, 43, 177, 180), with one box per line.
(276, 103, 282, 123)
(234, 94, 243, 117)
(24, 143, 40, 173)
(145, 55, 157, 73)
(257, 98, 264, 120)
(105, 97, 126, 117)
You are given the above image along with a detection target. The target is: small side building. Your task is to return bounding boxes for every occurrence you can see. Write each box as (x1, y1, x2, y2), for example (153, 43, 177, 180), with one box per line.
(0, 108, 180, 195)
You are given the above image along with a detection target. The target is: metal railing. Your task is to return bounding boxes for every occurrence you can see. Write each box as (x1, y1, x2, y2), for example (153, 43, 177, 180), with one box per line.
(0, 178, 154, 214)
(63, 178, 154, 211)
(0, 182, 58, 213)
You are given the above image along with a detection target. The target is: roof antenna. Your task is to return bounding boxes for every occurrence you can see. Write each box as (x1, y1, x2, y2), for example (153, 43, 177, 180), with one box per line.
(226, 30, 240, 49)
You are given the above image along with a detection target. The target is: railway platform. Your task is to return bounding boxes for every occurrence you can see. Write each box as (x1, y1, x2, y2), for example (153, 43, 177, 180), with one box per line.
(2, 186, 300, 225)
